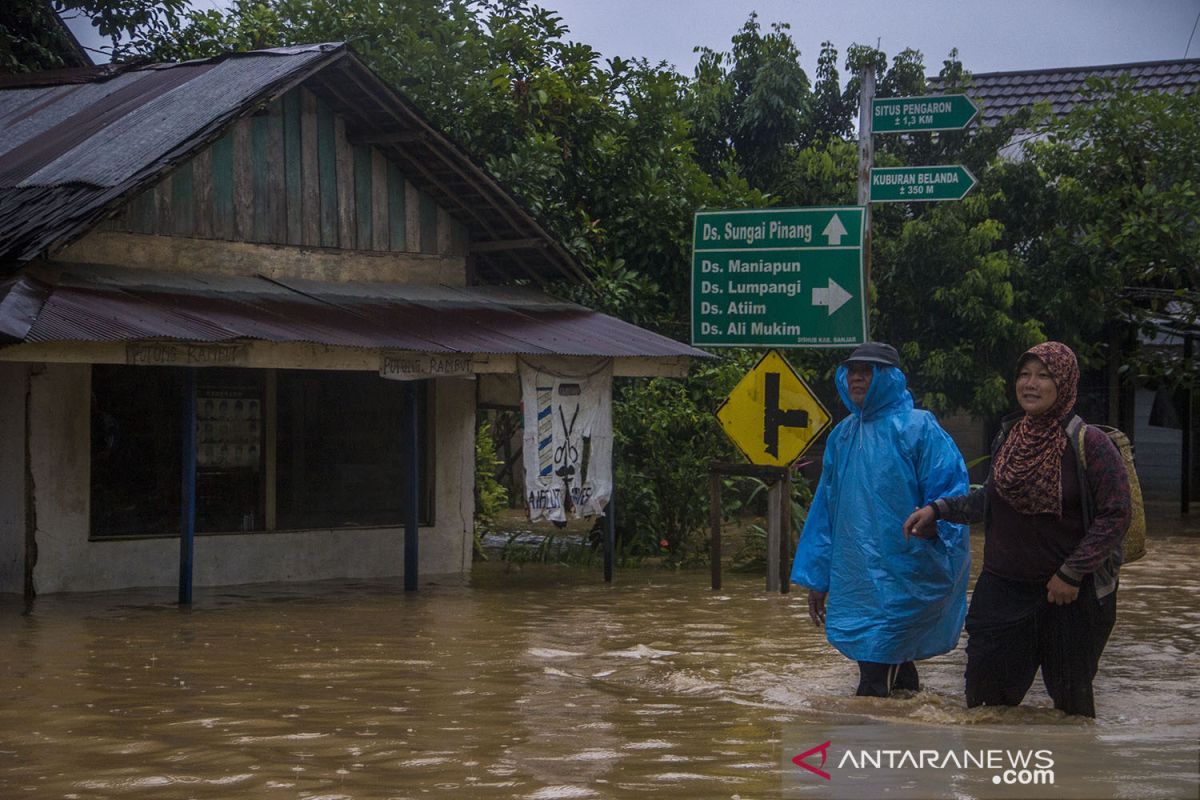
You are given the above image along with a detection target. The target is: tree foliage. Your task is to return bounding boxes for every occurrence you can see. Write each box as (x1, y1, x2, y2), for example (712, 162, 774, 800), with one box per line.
(15, 3, 1196, 552)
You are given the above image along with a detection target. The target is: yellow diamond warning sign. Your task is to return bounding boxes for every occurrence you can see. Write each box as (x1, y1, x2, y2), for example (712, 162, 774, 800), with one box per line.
(716, 350, 832, 467)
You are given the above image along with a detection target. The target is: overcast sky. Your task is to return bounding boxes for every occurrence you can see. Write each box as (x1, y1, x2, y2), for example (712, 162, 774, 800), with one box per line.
(65, 0, 1200, 77)
(546, 0, 1200, 78)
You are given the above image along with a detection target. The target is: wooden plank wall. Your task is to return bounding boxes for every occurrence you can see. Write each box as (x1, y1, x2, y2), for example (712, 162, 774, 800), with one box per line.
(106, 87, 469, 259)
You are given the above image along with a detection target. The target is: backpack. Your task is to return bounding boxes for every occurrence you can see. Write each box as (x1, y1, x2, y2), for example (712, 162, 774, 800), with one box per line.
(1065, 416, 1147, 565)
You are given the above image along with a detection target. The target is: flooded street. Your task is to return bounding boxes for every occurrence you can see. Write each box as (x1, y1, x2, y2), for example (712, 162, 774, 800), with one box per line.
(1, 536, 1198, 799)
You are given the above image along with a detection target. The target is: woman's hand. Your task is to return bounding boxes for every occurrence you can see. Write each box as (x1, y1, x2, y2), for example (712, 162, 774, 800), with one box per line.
(1046, 574, 1079, 605)
(903, 505, 937, 540)
(808, 589, 827, 627)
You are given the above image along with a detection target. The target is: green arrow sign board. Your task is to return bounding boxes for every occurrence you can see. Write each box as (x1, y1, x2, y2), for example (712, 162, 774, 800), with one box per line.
(691, 207, 866, 348)
(869, 165, 978, 203)
(871, 94, 979, 133)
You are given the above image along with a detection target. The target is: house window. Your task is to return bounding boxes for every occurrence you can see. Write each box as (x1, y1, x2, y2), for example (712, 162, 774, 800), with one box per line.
(90, 366, 429, 538)
(276, 370, 429, 530)
(91, 365, 184, 537)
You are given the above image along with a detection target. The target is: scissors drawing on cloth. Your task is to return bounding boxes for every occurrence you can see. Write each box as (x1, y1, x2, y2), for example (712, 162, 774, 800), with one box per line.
(554, 403, 580, 465)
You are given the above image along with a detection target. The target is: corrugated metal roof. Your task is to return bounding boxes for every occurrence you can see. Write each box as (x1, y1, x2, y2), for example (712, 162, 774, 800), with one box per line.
(0, 44, 586, 284)
(929, 58, 1200, 126)
(0, 266, 709, 360)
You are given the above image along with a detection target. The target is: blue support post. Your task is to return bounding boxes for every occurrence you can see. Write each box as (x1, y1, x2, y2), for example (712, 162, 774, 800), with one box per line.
(179, 368, 197, 605)
(604, 489, 615, 583)
(404, 381, 420, 591)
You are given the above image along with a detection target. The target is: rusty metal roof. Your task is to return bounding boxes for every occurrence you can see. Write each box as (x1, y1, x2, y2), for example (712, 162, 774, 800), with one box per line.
(930, 58, 1200, 126)
(0, 266, 709, 359)
(0, 43, 585, 284)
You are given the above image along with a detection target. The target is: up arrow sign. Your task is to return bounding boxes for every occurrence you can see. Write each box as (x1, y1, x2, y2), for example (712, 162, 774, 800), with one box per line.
(822, 214, 848, 245)
(812, 278, 852, 315)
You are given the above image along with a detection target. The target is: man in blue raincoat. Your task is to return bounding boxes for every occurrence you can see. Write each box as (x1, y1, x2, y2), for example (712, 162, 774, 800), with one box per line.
(791, 342, 970, 697)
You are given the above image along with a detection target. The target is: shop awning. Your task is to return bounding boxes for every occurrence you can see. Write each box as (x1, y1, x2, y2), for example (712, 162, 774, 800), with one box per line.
(0, 266, 709, 366)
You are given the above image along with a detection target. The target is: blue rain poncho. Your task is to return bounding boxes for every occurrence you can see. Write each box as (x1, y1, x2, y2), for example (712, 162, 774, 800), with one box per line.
(790, 363, 970, 664)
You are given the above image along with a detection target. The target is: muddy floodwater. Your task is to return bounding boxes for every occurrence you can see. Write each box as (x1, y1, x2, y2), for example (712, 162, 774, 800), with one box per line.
(1, 536, 1198, 800)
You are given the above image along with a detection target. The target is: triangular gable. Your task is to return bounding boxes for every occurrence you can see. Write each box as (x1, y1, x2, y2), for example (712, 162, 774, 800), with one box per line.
(101, 87, 468, 259)
(0, 44, 585, 284)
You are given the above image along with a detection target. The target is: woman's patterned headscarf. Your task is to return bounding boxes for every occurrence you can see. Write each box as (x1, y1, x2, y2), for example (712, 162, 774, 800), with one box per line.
(992, 341, 1079, 517)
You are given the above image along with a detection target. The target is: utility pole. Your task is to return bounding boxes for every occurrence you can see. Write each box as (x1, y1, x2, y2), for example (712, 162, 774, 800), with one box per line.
(857, 66, 875, 337)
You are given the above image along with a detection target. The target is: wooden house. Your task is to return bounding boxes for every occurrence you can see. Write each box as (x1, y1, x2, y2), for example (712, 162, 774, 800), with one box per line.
(0, 43, 705, 597)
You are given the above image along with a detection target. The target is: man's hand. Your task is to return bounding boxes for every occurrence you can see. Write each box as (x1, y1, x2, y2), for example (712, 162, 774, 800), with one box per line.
(1046, 574, 1079, 605)
(808, 589, 827, 627)
(903, 505, 937, 540)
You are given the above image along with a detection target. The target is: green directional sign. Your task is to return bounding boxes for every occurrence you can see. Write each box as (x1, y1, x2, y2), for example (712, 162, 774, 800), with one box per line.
(691, 207, 866, 348)
(869, 165, 978, 203)
(872, 94, 979, 133)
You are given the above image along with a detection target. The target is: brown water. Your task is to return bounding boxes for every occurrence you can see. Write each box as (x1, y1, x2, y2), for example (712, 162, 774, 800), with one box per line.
(0, 537, 1197, 799)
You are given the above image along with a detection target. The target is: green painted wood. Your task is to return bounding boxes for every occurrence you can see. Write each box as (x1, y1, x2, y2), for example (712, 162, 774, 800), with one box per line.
(211, 132, 235, 240)
(129, 187, 156, 234)
(451, 217, 469, 256)
(192, 147, 213, 238)
(232, 119, 252, 240)
(300, 90, 320, 247)
(317, 100, 338, 247)
(354, 144, 372, 250)
(371, 149, 388, 251)
(251, 113, 270, 242)
(171, 160, 194, 236)
(155, 178, 172, 233)
(419, 191, 437, 255)
(267, 100, 286, 242)
(283, 91, 303, 245)
(334, 117, 355, 249)
(387, 163, 405, 252)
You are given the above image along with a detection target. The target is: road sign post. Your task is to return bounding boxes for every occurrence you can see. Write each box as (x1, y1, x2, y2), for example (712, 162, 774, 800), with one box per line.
(691, 207, 867, 348)
(871, 94, 979, 133)
(712, 350, 831, 594)
(869, 165, 978, 203)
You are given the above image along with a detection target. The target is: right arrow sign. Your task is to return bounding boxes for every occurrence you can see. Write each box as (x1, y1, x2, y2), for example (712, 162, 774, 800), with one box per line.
(812, 278, 852, 316)
(869, 165, 978, 203)
(872, 94, 978, 133)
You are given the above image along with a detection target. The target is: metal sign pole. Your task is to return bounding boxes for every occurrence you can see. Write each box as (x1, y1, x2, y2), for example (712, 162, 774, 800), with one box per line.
(603, 492, 615, 583)
(766, 478, 781, 593)
(857, 66, 875, 338)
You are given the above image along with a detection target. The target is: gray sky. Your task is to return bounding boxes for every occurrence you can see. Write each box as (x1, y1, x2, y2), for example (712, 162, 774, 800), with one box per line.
(65, 0, 1200, 77)
(545, 0, 1200, 77)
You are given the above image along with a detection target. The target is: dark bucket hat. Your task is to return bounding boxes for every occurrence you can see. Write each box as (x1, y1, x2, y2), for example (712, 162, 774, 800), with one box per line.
(842, 341, 901, 368)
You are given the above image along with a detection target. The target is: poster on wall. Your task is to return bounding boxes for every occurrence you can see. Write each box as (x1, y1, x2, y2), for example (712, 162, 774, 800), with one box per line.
(519, 357, 613, 522)
(196, 388, 262, 471)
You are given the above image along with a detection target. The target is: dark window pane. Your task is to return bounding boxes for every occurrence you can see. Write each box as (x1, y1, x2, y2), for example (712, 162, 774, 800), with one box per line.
(91, 366, 183, 537)
(92, 366, 265, 537)
(276, 371, 429, 529)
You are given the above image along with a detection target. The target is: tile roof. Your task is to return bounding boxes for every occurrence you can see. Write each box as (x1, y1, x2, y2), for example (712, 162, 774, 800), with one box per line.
(931, 58, 1200, 126)
(0, 44, 585, 284)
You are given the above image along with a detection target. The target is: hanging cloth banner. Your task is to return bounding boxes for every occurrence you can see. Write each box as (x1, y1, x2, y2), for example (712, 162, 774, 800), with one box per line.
(519, 356, 613, 521)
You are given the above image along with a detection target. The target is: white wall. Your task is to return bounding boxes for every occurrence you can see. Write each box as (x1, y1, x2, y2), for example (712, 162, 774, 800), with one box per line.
(1134, 387, 1183, 501)
(4, 367, 476, 595)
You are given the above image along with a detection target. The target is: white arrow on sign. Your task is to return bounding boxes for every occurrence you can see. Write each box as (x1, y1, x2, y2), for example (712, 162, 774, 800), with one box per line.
(822, 214, 847, 245)
(812, 278, 852, 315)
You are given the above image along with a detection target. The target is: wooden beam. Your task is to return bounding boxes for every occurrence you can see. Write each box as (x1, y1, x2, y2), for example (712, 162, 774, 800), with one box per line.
(349, 131, 426, 146)
(472, 238, 544, 253)
(0, 341, 694, 378)
(54, 230, 468, 285)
